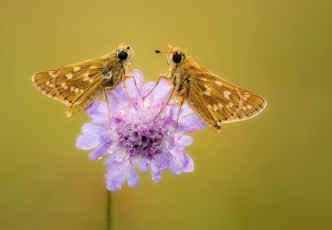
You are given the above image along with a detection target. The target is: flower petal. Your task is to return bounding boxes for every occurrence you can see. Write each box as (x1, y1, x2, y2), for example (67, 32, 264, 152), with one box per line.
(178, 114, 206, 132)
(85, 101, 108, 124)
(135, 156, 150, 172)
(127, 164, 139, 187)
(169, 159, 183, 175)
(178, 135, 194, 148)
(76, 134, 100, 150)
(82, 123, 106, 134)
(89, 142, 111, 160)
(150, 160, 162, 183)
(106, 161, 128, 190)
(182, 153, 194, 172)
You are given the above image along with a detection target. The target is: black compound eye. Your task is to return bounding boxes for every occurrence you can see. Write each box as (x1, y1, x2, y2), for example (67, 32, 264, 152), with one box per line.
(172, 53, 182, 63)
(118, 50, 128, 60)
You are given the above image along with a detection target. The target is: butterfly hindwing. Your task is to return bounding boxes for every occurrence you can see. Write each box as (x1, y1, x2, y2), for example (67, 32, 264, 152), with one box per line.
(188, 70, 266, 132)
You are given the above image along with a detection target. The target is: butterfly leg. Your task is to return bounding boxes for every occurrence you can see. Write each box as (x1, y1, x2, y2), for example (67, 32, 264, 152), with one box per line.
(143, 71, 170, 99)
(129, 66, 143, 81)
(175, 95, 186, 130)
(125, 75, 143, 99)
(153, 86, 175, 122)
(123, 80, 138, 111)
(103, 89, 112, 128)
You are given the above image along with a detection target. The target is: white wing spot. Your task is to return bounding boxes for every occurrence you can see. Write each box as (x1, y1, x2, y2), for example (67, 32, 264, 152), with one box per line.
(242, 106, 247, 111)
(49, 84, 55, 88)
(66, 74, 73, 79)
(215, 81, 222, 86)
(61, 82, 66, 88)
(243, 94, 250, 101)
(48, 71, 54, 76)
(223, 91, 231, 100)
(217, 121, 222, 126)
(83, 73, 90, 81)
(201, 78, 207, 81)
(226, 102, 234, 110)
(80, 89, 84, 93)
(213, 105, 218, 111)
(89, 66, 97, 69)
(73, 67, 81, 72)
(204, 85, 211, 96)
(89, 79, 94, 83)
(218, 103, 223, 110)
(208, 104, 212, 109)
(70, 86, 75, 92)
(74, 88, 79, 94)
(247, 105, 253, 109)
(46, 81, 50, 86)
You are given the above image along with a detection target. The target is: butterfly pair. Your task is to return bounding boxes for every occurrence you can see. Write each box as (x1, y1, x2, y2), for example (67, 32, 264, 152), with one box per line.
(32, 44, 266, 133)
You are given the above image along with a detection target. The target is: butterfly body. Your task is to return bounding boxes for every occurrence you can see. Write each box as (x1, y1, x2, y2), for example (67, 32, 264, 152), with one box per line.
(160, 46, 267, 133)
(32, 44, 134, 116)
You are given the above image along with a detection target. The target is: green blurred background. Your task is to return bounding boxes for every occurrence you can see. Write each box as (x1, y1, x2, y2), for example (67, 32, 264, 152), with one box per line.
(1, 0, 331, 229)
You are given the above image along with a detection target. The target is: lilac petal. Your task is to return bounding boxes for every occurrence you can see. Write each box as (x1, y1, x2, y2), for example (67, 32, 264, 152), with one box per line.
(178, 103, 194, 119)
(106, 93, 120, 116)
(154, 153, 171, 171)
(85, 101, 108, 124)
(76, 134, 100, 150)
(169, 159, 183, 175)
(177, 135, 194, 148)
(104, 152, 116, 165)
(106, 161, 128, 190)
(142, 81, 156, 96)
(135, 156, 150, 172)
(182, 153, 194, 172)
(127, 164, 139, 187)
(179, 114, 206, 132)
(82, 123, 106, 134)
(130, 69, 144, 91)
(148, 78, 172, 102)
(113, 84, 130, 105)
(114, 148, 128, 162)
(150, 160, 162, 183)
(89, 142, 111, 160)
(131, 69, 144, 82)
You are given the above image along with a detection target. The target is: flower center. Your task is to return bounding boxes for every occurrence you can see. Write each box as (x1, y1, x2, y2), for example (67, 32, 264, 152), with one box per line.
(115, 116, 171, 158)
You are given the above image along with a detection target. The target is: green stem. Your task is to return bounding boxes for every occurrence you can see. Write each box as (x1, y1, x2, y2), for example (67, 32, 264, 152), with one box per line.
(107, 190, 112, 230)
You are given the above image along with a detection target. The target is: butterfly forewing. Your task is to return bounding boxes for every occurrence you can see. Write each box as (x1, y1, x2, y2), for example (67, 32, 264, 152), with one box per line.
(188, 71, 266, 132)
(32, 58, 107, 116)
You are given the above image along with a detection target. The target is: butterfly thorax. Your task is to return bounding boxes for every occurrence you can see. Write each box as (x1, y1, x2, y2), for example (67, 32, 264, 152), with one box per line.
(168, 56, 201, 97)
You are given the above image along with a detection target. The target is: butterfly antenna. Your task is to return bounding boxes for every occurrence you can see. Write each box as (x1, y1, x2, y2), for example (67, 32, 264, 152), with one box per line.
(155, 50, 168, 53)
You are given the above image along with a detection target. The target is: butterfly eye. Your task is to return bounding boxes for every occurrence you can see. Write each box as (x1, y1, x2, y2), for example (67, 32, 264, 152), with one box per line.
(118, 50, 128, 60)
(172, 53, 182, 63)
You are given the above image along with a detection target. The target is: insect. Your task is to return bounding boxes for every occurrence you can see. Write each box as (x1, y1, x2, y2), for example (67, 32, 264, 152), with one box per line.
(144, 45, 267, 133)
(32, 43, 141, 122)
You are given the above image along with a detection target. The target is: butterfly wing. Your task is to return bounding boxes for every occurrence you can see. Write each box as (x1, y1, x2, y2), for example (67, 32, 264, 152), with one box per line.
(187, 70, 267, 132)
(32, 58, 107, 116)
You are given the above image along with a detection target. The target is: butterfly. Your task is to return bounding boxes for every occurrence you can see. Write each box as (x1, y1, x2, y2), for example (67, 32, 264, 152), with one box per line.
(32, 43, 141, 121)
(144, 45, 267, 133)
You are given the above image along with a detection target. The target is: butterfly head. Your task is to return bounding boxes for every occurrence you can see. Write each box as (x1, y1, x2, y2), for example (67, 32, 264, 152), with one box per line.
(116, 43, 134, 63)
(155, 45, 187, 66)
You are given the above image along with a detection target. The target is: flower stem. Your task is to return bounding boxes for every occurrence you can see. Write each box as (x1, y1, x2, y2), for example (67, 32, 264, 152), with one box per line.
(106, 190, 112, 230)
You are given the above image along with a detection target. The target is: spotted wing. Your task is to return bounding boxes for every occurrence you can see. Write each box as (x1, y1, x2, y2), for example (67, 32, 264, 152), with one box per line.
(32, 58, 107, 116)
(187, 71, 267, 133)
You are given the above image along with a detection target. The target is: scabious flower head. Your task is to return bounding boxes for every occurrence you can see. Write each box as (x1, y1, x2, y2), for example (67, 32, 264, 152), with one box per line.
(76, 70, 206, 190)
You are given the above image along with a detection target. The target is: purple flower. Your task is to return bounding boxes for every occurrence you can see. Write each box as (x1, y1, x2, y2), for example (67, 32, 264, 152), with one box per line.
(76, 70, 206, 190)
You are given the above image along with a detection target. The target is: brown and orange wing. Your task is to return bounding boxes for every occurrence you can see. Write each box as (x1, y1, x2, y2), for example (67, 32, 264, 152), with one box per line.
(187, 71, 266, 132)
(32, 58, 107, 116)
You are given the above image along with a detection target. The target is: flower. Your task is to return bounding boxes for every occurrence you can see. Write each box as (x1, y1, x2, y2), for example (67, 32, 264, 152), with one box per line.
(76, 70, 206, 190)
